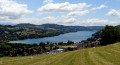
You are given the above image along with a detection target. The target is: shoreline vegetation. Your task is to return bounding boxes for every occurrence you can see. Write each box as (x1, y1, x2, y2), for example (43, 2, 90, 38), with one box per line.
(0, 38, 101, 57)
(0, 32, 100, 57)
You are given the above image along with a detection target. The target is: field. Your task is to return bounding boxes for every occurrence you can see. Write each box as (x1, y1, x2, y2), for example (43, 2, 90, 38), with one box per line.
(0, 42, 120, 65)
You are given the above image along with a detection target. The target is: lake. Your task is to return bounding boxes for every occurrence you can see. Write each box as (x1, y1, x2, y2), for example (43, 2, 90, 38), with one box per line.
(9, 31, 96, 44)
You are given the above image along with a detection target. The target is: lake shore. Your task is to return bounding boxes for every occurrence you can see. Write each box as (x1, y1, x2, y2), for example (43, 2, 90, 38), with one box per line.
(9, 31, 96, 44)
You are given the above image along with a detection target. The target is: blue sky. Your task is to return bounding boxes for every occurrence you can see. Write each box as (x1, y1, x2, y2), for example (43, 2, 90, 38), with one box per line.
(0, 0, 120, 26)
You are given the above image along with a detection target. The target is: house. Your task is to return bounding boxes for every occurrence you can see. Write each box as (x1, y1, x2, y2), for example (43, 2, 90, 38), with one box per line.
(56, 49, 64, 52)
(46, 49, 65, 54)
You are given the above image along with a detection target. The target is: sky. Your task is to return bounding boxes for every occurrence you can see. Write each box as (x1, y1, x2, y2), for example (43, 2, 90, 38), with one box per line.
(0, 0, 120, 26)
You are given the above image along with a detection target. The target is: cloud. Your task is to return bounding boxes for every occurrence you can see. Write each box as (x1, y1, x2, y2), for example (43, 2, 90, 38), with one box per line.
(37, 2, 91, 13)
(0, 1, 118, 26)
(91, 5, 106, 10)
(43, 0, 53, 4)
(0, 0, 33, 20)
(107, 9, 120, 17)
(67, 10, 89, 17)
(74, 19, 119, 26)
(1, 16, 120, 26)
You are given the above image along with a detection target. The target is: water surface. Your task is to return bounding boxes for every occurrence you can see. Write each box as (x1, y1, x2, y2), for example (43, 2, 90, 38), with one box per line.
(10, 31, 96, 44)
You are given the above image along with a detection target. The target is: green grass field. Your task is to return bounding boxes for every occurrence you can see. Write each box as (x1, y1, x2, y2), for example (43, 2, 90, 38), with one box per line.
(0, 42, 120, 65)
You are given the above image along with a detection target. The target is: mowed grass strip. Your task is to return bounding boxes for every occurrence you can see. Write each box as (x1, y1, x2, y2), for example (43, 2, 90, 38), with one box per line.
(0, 42, 120, 65)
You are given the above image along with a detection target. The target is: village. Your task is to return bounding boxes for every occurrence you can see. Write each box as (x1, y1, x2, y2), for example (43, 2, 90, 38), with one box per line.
(0, 36, 100, 57)
(45, 38, 101, 55)
(19, 38, 101, 56)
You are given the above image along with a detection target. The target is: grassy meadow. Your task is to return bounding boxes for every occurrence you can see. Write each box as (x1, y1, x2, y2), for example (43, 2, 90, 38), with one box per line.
(0, 42, 120, 65)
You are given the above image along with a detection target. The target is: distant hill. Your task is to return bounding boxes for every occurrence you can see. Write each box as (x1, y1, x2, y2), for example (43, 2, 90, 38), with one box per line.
(0, 42, 120, 65)
(0, 23, 104, 42)
(14, 23, 104, 31)
(117, 25, 120, 27)
(86, 26, 105, 31)
(69, 26, 104, 31)
(41, 24, 65, 28)
(42, 24, 105, 31)
(14, 23, 36, 27)
(41, 24, 104, 31)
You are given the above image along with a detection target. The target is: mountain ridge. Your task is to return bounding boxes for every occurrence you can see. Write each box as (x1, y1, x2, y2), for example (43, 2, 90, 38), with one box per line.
(14, 23, 104, 31)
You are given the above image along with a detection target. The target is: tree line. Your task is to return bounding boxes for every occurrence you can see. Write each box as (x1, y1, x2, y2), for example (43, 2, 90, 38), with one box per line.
(100, 25, 120, 45)
(0, 41, 74, 57)
(92, 25, 120, 45)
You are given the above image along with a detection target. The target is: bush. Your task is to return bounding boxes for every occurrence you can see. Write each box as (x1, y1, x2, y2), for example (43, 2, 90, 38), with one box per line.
(0, 54, 3, 57)
(67, 47, 73, 51)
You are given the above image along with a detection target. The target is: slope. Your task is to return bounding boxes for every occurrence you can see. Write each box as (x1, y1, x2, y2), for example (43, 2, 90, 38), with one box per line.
(0, 42, 120, 65)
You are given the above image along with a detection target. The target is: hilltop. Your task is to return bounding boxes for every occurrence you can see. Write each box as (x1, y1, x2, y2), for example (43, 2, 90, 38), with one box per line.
(14, 23, 104, 31)
(14, 23, 36, 27)
(0, 42, 120, 65)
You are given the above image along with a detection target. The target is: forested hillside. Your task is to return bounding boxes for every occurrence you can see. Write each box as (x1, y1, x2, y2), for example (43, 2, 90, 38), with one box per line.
(0, 23, 104, 43)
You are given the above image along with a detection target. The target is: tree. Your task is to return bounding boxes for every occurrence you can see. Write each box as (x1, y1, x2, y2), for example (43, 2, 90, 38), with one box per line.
(32, 43, 38, 47)
(39, 42, 46, 50)
(49, 43, 53, 50)
(67, 40, 74, 45)
(58, 42, 64, 45)
(53, 46, 59, 50)
(100, 25, 120, 45)
(47, 41, 50, 45)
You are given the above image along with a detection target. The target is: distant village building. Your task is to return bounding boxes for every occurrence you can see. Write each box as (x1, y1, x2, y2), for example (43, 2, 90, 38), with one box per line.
(56, 49, 64, 52)
(46, 49, 65, 54)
